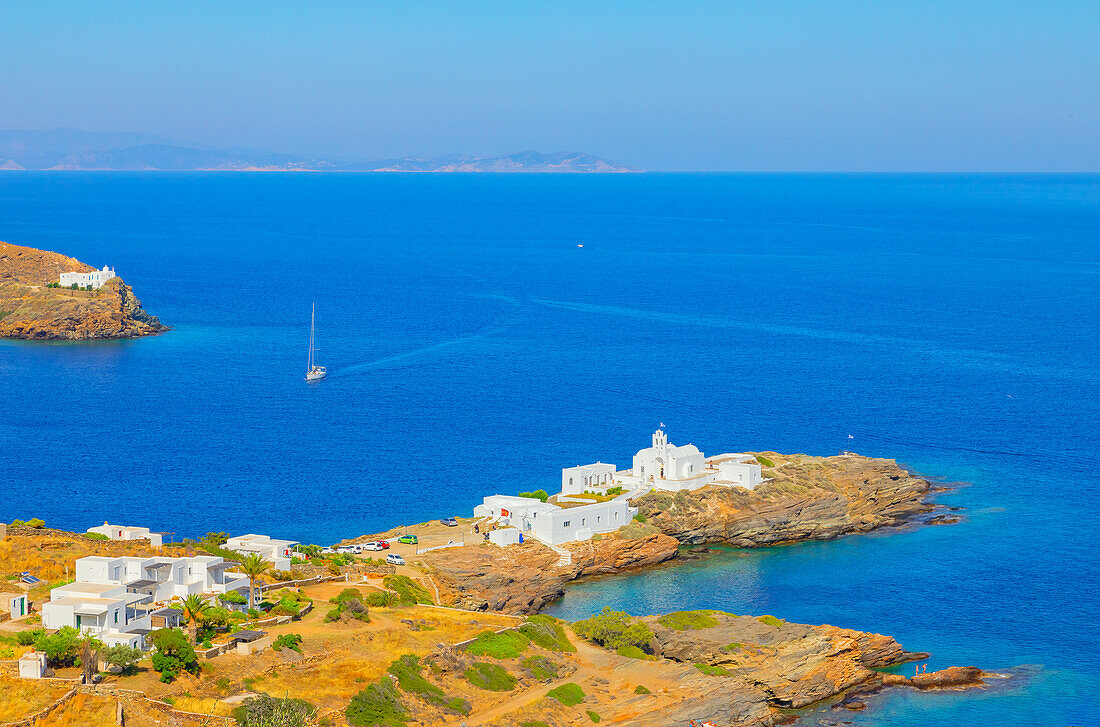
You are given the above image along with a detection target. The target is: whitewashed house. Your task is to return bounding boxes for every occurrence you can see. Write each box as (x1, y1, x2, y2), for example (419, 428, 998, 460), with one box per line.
(615, 430, 764, 492)
(59, 266, 116, 289)
(1, 591, 29, 620)
(474, 494, 632, 546)
(41, 581, 151, 648)
(87, 522, 163, 548)
(561, 462, 617, 495)
(225, 534, 299, 570)
(19, 651, 47, 679)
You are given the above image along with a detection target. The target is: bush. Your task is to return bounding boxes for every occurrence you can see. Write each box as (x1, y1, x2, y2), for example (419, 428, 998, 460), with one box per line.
(720, 642, 743, 653)
(98, 644, 143, 674)
(465, 630, 530, 659)
(464, 662, 517, 691)
(587, 710, 602, 723)
(231, 694, 315, 727)
(324, 608, 343, 623)
(615, 645, 647, 659)
(330, 588, 363, 605)
(83, 532, 108, 541)
(16, 628, 44, 647)
(756, 615, 784, 628)
(26, 518, 45, 529)
(35, 626, 81, 667)
(657, 610, 722, 631)
(571, 607, 653, 653)
(632, 513, 646, 523)
(517, 489, 549, 502)
(219, 590, 247, 605)
(634, 684, 651, 694)
(521, 655, 559, 681)
(363, 591, 399, 608)
(755, 456, 776, 468)
(387, 655, 470, 715)
(273, 633, 303, 653)
(346, 679, 407, 727)
(694, 663, 731, 676)
(616, 520, 660, 540)
(383, 575, 433, 605)
(519, 615, 575, 652)
(521, 722, 550, 727)
(547, 682, 585, 706)
(150, 628, 199, 683)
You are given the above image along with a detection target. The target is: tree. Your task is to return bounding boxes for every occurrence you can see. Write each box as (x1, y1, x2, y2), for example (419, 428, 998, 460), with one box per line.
(239, 553, 272, 612)
(35, 626, 82, 667)
(98, 644, 144, 675)
(180, 594, 209, 644)
(149, 628, 199, 683)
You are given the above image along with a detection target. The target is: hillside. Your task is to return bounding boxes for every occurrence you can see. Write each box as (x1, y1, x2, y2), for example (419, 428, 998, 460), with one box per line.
(0, 240, 167, 340)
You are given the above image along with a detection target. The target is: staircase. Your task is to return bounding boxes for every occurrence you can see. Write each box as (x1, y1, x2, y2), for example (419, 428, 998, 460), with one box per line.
(530, 533, 573, 567)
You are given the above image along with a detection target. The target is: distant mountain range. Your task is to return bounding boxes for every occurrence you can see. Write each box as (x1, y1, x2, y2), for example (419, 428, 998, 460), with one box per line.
(0, 129, 634, 172)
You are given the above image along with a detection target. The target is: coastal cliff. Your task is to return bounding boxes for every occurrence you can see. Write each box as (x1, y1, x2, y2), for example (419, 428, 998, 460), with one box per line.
(635, 452, 936, 546)
(0, 240, 167, 339)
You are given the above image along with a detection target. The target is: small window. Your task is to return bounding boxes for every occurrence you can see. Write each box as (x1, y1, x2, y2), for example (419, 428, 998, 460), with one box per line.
(563, 521, 570, 528)
(114, 611, 119, 624)
(582, 518, 586, 526)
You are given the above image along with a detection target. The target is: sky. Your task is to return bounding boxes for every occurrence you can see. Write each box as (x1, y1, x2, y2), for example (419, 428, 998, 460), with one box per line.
(1, 1, 1098, 171)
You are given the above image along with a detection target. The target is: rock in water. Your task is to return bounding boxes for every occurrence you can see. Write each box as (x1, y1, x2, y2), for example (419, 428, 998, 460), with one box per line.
(0, 240, 168, 340)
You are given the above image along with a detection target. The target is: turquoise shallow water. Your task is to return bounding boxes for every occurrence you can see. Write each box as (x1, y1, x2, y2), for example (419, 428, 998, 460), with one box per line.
(1, 172, 1098, 724)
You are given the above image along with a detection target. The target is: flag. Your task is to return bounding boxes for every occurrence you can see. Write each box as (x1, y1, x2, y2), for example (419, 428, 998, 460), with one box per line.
(660, 422, 665, 428)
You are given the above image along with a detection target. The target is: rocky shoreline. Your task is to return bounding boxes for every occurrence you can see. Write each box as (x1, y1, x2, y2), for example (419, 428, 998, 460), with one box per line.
(419, 453, 950, 615)
(0, 240, 167, 340)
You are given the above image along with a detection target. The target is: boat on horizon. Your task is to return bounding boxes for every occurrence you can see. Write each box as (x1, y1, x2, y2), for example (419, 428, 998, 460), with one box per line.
(305, 302, 326, 381)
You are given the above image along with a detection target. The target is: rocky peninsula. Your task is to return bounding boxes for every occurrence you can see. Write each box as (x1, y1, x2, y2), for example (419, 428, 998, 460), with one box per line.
(419, 453, 944, 614)
(0, 240, 167, 340)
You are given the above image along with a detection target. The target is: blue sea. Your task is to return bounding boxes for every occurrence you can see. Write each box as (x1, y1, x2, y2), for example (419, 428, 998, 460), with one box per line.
(1, 173, 1098, 725)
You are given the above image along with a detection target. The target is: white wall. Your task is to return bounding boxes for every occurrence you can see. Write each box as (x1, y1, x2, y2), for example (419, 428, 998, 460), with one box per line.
(561, 463, 616, 495)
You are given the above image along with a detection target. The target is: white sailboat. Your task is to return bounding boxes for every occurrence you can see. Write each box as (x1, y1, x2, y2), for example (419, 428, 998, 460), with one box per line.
(305, 303, 326, 381)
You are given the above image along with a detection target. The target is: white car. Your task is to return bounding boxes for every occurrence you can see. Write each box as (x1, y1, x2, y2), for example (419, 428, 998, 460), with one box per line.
(336, 546, 356, 554)
(320, 547, 335, 554)
(362, 542, 384, 552)
(385, 553, 405, 566)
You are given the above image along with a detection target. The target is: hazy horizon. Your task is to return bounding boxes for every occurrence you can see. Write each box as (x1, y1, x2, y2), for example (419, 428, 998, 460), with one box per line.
(3, 2, 1098, 171)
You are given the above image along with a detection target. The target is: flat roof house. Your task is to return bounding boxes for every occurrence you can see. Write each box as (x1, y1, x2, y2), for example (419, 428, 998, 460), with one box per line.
(474, 494, 632, 546)
(41, 581, 151, 648)
(87, 522, 163, 548)
(225, 534, 299, 570)
(0, 591, 29, 620)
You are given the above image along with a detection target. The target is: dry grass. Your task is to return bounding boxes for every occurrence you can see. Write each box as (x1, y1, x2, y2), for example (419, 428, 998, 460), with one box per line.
(34, 692, 117, 727)
(0, 673, 72, 720)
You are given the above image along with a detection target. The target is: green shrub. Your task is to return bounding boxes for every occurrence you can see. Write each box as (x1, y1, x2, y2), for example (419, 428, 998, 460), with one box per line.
(324, 608, 343, 623)
(720, 642, 743, 653)
(26, 518, 45, 529)
(756, 615, 784, 628)
(657, 610, 721, 631)
(616, 520, 659, 540)
(517, 489, 550, 502)
(519, 615, 575, 652)
(755, 456, 776, 468)
(385, 654, 471, 715)
(231, 694, 315, 727)
(521, 722, 550, 727)
(587, 710, 602, 723)
(34, 626, 80, 667)
(465, 629, 530, 659)
(383, 575, 433, 605)
(571, 607, 653, 653)
(694, 663, 731, 676)
(615, 645, 647, 659)
(464, 662, 517, 691)
(273, 633, 303, 653)
(346, 679, 406, 727)
(521, 655, 559, 680)
(331, 588, 363, 605)
(83, 532, 108, 541)
(634, 684, 651, 694)
(16, 628, 44, 647)
(270, 603, 300, 617)
(150, 628, 199, 683)
(97, 644, 143, 675)
(363, 591, 400, 608)
(547, 682, 585, 706)
(219, 590, 247, 605)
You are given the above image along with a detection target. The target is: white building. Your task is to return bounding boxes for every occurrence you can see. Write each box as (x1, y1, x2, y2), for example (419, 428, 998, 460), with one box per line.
(474, 494, 633, 546)
(42, 554, 250, 647)
(87, 522, 163, 548)
(561, 462, 617, 496)
(225, 534, 299, 571)
(616, 429, 765, 492)
(1, 591, 29, 620)
(19, 651, 47, 679)
(59, 266, 116, 289)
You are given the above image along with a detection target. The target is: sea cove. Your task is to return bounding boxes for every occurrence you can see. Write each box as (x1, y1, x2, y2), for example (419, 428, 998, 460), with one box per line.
(2, 172, 1099, 725)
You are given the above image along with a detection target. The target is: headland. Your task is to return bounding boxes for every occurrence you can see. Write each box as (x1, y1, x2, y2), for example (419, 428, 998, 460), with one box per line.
(0, 240, 167, 339)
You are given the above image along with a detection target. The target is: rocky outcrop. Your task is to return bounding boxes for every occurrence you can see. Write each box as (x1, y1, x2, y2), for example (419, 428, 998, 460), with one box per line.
(882, 665, 988, 690)
(0, 240, 167, 340)
(423, 533, 679, 614)
(635, 453, 938, 546)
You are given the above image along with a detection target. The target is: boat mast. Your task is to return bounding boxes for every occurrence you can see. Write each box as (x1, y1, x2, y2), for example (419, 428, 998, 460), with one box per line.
(308, 302, 315, 370)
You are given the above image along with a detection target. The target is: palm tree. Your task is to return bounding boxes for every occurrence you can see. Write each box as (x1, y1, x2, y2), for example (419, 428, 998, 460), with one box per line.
(181, 594, 209, 644)
(239, 553, 271, 614)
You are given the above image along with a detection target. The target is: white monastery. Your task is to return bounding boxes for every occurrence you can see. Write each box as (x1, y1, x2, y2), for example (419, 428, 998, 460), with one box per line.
(41, 554, 249, 648)
(477, 429, 766, 546)
(87, 522, 163, 548)
(59, 265, 116, 289)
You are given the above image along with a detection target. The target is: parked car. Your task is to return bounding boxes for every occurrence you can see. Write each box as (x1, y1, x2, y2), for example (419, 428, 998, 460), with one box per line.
(362, 541, 384, 552)
(377, 540, 390, 549)
(397, 534, 418, 544)
(320, 547, 335, 554)
(441, 517, 459, 527)
(386, 553, 406, 566)
(335, 546, 354, 554)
